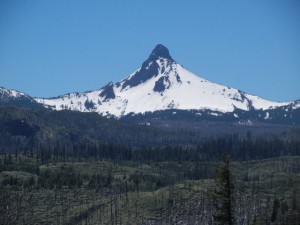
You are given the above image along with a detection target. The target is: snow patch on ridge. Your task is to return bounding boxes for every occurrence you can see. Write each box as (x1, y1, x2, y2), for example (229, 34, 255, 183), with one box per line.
(0, 87, 26, 99)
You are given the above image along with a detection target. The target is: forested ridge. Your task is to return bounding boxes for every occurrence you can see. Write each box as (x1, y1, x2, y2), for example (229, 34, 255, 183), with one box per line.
(0, 105, 300, 224)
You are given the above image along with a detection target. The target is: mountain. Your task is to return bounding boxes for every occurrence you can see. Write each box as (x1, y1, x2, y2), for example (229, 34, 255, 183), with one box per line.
(33, 44, 299, 124)
(0, 87, 42, 108)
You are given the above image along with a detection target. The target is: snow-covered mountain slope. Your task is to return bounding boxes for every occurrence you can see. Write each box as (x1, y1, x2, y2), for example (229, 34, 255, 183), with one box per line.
(0, 87, 27, 100)
(0, 87, 42, 108)
(35, 44, 294, 118)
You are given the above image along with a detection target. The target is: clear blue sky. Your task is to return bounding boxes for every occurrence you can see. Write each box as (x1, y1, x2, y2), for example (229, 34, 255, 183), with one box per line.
(0, 0, 299, 101)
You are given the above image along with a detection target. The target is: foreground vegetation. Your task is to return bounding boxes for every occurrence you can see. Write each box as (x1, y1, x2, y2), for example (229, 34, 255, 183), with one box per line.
(1, 155, 299, 224)
(1, 106, 300, 224)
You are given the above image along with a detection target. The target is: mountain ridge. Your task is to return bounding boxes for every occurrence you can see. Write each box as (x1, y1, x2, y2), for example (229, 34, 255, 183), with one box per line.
(34, 44, 296, 117)
(0, 86, 42, 109)
(1, 45, 299, 125)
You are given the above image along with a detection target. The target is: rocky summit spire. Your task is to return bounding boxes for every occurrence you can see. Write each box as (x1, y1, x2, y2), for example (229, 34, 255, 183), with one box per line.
(118, 44, 174, 90)
(148, 44, 173, 61)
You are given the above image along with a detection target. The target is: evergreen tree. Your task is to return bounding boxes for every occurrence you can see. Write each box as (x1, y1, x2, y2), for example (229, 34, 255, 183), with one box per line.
(213, 155, 235, 225)
(271, 196, 280, 223)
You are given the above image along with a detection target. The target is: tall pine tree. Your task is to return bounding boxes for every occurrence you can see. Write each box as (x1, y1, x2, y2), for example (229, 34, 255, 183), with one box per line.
(213, 155, 235, 225)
